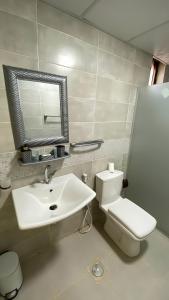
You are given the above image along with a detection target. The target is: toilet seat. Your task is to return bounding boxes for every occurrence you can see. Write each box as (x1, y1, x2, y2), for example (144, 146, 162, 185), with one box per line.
(107, 198, 156, 240)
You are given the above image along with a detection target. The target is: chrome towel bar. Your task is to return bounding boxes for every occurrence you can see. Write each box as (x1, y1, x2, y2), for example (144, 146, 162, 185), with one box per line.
(44, 115, 60, 120)
(70, 139, 104, 148)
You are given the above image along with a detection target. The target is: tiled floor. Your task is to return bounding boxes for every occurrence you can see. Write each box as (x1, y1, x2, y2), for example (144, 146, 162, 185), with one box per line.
(3, 225, 169, 300)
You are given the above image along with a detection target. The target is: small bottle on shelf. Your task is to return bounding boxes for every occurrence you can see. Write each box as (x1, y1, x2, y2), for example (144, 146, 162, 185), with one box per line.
(20, 144, 32, 163)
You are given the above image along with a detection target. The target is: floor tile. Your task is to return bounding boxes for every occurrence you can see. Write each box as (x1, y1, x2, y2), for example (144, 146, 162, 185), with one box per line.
(13, 225, 169, 300)
(56, 272, 118, 300)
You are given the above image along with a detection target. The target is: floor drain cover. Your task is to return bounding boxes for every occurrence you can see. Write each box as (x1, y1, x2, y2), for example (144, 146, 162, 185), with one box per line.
(92, 262, 104, 277)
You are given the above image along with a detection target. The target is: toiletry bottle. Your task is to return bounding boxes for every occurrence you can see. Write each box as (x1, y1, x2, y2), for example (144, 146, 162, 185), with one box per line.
(21, 144, 32, 163)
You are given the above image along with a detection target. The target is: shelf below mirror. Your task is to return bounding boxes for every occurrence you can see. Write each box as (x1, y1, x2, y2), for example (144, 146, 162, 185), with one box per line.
(19, 152, 70, 166)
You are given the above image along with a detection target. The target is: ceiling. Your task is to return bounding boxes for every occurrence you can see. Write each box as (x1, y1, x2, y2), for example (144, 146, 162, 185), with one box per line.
(44, 0, 169, 64)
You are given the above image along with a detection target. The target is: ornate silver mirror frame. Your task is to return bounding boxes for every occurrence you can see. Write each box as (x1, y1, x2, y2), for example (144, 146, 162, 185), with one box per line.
(3, 65, 69, 149)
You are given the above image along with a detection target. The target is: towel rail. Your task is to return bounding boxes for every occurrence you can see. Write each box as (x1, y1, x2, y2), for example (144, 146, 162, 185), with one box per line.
(70, 139, 104, 148)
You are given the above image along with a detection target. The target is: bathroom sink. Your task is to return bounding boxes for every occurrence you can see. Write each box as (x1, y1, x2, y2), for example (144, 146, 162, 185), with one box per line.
(12, 173, 96, 230)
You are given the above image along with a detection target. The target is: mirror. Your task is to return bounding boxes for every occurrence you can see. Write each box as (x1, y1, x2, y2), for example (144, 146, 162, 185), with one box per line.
(3, 65, 69, 149)
(18, 80, 61, 139)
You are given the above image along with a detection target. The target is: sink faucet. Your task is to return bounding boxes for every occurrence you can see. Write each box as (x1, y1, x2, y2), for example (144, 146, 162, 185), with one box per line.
(44, 165, 52, 184)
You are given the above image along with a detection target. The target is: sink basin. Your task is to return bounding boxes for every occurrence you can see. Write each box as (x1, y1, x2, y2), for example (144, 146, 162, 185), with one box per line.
(12, 173, 96, 230)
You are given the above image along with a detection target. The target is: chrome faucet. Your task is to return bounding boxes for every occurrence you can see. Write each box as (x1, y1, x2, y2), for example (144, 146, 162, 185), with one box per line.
(44, 165, 52, 184)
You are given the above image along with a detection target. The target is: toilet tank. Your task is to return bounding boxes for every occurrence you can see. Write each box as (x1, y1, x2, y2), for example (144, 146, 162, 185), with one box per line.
(96, 170, 123, 205)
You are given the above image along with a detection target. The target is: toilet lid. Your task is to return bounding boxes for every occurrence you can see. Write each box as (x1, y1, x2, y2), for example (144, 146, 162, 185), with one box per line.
(108, 198, 156, 239)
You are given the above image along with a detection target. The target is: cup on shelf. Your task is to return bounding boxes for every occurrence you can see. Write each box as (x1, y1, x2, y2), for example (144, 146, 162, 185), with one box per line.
(57, 145, 65, 157)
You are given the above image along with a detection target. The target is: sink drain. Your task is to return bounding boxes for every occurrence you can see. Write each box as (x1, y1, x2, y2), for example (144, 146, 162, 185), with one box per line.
(49, 204, 57, 210)
(92, 262, 104, 277)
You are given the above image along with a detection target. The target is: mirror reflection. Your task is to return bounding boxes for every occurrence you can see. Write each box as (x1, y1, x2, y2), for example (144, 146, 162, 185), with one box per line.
(18, 79, 61, 140)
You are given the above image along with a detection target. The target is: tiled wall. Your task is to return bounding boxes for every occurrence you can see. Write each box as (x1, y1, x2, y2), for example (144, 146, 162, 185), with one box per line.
(0, 0, 152, 259)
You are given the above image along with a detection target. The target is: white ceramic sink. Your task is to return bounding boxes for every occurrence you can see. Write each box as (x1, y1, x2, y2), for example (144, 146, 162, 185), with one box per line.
(12, 173, 96, 230)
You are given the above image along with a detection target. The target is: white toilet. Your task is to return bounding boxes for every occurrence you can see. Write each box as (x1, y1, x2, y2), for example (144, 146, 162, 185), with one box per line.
(96, 170, 157, 257)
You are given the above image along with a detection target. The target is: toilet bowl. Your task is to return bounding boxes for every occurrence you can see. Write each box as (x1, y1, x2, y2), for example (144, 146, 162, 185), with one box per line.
(96, 170, 157, 257)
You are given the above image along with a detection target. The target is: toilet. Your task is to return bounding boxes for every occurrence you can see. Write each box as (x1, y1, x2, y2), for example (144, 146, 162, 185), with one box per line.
(96, 170, 157, 257)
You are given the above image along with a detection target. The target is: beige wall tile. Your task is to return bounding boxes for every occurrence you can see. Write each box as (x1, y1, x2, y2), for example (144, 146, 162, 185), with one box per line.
(0, 0, 36, 21)
(55, 161, 93, 187)
(132, 65, 150, 86)
(10, 159, 46, 181)
(0, 195, 16, 233)
(0, 123, 14, 152)
(95, 102, 128, 122)
(0, 11, 37, 57)
(97, 76, 131, 103)
(49, 211, 84, 242)
(63, 151, 94, 168)
(122, 153, 129, 176)
(39, 62, 97, 98)
(0, 49, 38, 88)
(69, 98, 95, 122)
(126, 104, 135, 123)
(13, 228, 50, 259)
(0, 151, 16, 181)
(92, 158, 110, 177)
(93, 138, 130, 160)
(98, 50, 134, 83)
(135, 49, 152, 68)
(129, 86, 138, 104)
(39, 61, 73, 76)
(55, 161, 92, 178)
(0, 89, 10, 122)
(38, 25, 97, 73)
(70, 122, 94, 142)
(94, 122, 130, 140)
(126, 122, 133, 137)
(0, 196, 50, 258)
(99, 31, 136, 62)
(37, 0, 98, 46)
(68, 71, 97, 98)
